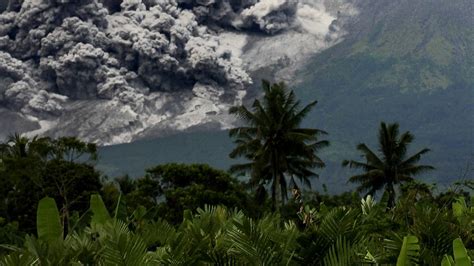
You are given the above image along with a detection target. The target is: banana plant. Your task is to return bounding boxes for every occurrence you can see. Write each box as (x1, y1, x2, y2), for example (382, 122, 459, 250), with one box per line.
(90, 194, 112, 226)
(452, 197, 474, 242)
(396, 235, 420, 266)
(385, 234, 420, 265)
(441, 238, 472, 266)
(36, 197, 63, 243)
(1, 197, 79, 265)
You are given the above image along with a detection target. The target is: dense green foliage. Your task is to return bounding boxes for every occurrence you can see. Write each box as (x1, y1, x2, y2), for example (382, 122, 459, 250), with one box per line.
(0, 81, 472, 264)
(0, 135, 101, 234)
(112, 163, 253, 224)
(0, 190, 472, 265)
(0, 137, 472, 265)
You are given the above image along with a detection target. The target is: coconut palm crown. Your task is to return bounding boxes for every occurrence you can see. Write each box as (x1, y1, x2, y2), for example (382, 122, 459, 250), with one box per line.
(228, 80, 329, 210)
(343, 122, 434, 208)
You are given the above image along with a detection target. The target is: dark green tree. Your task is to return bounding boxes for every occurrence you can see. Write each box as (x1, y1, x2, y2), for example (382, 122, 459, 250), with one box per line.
(343, 122, 434, 208)
(42, 160, 101, 232)
(123, 163, 252, 224)
(229, 80, 329, 210)
(0, 134, 50, 232)
(0, 134, 100, 233)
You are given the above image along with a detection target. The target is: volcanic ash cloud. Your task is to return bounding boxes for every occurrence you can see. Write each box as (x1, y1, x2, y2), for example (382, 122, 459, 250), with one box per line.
(0, 0, 354, 144)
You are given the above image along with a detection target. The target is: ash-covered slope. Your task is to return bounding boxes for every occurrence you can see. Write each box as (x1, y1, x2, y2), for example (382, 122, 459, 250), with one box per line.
(0, 0, 355, 144)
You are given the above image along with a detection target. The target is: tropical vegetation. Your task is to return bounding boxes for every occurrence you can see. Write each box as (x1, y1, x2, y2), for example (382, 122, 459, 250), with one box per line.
(0, 81, 472, 265)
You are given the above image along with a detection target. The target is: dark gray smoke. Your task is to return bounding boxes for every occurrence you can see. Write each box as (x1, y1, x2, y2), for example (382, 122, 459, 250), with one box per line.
(104, 0, 300, 34)
(176, 0, 299, 34)
(0, 0, 304, 120)
(0, 0, 346, 144)
(0, 0, 250, 118)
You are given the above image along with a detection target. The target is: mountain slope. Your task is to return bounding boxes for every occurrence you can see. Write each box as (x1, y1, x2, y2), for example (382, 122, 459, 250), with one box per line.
(302, 0, 473, 93)
(98, 0, 473, 191)
(293, 0, 473, 185)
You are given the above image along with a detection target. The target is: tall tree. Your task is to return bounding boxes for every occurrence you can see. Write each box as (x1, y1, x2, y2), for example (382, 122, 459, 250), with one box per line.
(0, 134, 100, 232)
(0, 134, 51, 231)
(229, 80, 329, 210)
(343, 122, 434, 208)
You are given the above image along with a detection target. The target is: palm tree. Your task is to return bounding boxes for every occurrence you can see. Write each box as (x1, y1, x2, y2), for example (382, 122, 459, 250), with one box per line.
(342, 122, 434, 208)
(0, 133, 50, 159)
(1, 133, 30, 158)
(229, 80, 329, 210)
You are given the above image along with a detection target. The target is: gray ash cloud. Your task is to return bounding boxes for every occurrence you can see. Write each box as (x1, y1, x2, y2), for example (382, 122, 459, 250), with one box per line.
(176, 0, 299, 34)
(0, 0, 251, 117)
(0, 0, 351, 144)
(0, 0, 306, 121)
(98, 0, 300, 34)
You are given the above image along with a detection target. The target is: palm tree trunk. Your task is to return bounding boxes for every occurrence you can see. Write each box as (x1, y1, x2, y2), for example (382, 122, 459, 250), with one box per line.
(279, 173, 286, 204)
(271, 181, 276, 212)
(271, 152, 281, 212)
(386, 183, 396, 209)
(275, 173, 280, 211)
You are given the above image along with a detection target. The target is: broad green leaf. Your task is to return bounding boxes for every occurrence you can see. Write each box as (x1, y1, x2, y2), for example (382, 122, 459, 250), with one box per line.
(396, 235, 420, 266)
(37, 197, 62, 243)
(113, 193, 127, 222)
(452, 238, 471, 266)
(90, 194, 111, 226)
(452, 197, 466, 218)
(441, 255, 455, 266)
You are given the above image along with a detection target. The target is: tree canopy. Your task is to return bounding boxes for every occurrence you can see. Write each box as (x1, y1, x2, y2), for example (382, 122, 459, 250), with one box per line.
(118, 163, 252, 224)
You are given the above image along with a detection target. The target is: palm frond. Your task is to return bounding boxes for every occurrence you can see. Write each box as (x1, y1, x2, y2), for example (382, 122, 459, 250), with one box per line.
(322, 237, 354, 266)
(400, 165, 435, 176)
(99, 221, 148, 265)
(355, 143, 384, 168)
(229, 105, 260, 126)
(399, 148, 432, 168)
(289, 100, 318, 127)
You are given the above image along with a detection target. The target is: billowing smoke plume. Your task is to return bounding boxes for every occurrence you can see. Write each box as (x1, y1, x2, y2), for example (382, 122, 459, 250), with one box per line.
(0, 0, 354, 144)
(95, 0, 301, 34)
(175, 0, 299, 34)
(0, 0, 254, 142)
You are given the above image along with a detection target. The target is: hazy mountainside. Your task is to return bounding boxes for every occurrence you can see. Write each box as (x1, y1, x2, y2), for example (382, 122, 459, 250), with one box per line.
(98, 0, 473, 191)
(303, 0, 473, 93)
(292, 0, 473, 185)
